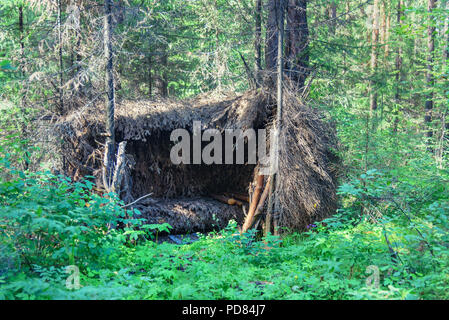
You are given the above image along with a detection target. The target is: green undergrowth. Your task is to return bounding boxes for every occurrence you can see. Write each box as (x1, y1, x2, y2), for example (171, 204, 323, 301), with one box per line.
(0, 129, 448, 300)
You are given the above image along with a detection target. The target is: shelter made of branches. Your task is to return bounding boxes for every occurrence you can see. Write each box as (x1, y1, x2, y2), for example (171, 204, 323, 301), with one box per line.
(54, 89, 339, 233)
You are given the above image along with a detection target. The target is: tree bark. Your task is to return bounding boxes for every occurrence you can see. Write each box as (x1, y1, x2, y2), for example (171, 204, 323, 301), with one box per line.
(436, 0, 449, 163)
(57, 0, 64, 114)
(254, 0, 262, 85)
(19, 6, 24, 76)
(265, 0, 278, 73)
(445, 1, 449, 140)
(19, 5, 30, 171)
(266, 0, 285, 236)
(103, 0, 116, 190)
(385, 11, 391, 57)
(285, 0, 309, 89)
(19, 5, 25, 105)
(424, 0, 436, 140)
(370, 0, 379, 114)
(393, 0, 403, 133)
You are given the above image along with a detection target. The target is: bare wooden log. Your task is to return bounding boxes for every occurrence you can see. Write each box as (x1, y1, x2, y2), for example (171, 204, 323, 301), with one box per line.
(253, 176, 271, 219)
(241, 174, 265, 233)
(224, 192, 250, 203)
(111, 141, 127, 193)
(210, 194, 243, 206)
(102, 141, 113, 189)
(245, 176, 271, 232)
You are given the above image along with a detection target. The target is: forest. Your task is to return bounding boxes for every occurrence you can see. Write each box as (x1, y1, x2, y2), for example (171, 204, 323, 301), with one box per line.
(0, 0, 448, 300)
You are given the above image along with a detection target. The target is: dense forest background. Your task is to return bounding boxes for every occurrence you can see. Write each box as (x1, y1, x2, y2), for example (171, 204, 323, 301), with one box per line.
(0, 0, 448, 300)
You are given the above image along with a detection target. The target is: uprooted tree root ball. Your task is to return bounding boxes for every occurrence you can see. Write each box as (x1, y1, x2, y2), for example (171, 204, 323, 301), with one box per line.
(49, 88, 339, 233)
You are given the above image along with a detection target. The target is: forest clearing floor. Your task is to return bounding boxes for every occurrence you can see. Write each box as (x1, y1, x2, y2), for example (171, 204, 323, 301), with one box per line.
(1, 207, 448, 299)
(1, 98, 448, 300)
(1, 126, 449, 299)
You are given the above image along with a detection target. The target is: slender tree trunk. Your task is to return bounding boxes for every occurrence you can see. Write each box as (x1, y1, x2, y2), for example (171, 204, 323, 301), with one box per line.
(19, 5, 30, 171)
(57, 0, 64, 114)
(19, 5, 25, 104)
(380, 2, 386, 46)
(393, 0, 403, 133)
(103, 0, 116, 190)
(380, 2, 391, 58)
(370, 0, 379, 115)
(71, 2, 81, 79)
(385, 12, 391, 57)
(19, 6, 24, 76)
(436, 0, 449, 163)
(266, 0, 285, 236)
(424, 0, 436, 141)
(254, 0, 262, 85)
(445, 1, 449, 140)
(285, 0, 309, 89)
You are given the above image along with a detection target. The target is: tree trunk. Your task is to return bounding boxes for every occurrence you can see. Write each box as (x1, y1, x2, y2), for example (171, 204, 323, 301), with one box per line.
(57, 0, 64, 114)
(424, 0, 436, 140)
(19, 6, 24, 76)
(266, 0, 285, 236)
(393, 0, 403, 133)
(19, 5, 25, 106)
(445, 1, 449, 142)
(254, 0, 262, 85)
(103, 0, 116, 190)
(19, 5, 30, 171)
(436, 0, 449, 163)
(385, 11, 391, 57)
(285, 0, 309, 89)
(71, 2, 81, 79)
(265, 0, 278, 73)
(370, 0, 379, 115)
